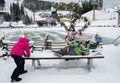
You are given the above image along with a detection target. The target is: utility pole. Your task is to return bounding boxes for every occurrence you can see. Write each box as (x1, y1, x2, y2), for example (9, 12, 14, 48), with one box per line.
(16, 0, 20, 24)
(33, 8, 35, 23)
(117, 9, 120, 26)
(92, 0, 98, 21)
(93, 4, 96, 20)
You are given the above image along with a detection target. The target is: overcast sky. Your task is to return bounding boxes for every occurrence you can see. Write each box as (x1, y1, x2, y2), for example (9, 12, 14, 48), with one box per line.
(103, 0, 120, 8)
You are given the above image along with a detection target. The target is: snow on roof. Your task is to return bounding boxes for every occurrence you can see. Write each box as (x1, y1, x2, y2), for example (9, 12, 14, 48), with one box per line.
(57, 11, 70, 15)
(0, 22, 10, 27)
(0, 21, 26, 27)
(0, 10, 7, 13)
(26, 23, 38, 28)
(11, 21, 26, 27)
(35, 16, 47, 21)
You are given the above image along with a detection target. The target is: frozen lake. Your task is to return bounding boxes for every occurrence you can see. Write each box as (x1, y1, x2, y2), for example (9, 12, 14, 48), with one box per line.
(3, 30, 120, 45)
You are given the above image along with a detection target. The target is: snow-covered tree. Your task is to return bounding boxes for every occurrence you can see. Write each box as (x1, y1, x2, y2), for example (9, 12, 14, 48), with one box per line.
(23, 13, 32, 25)
(10, 2, 25, 22)
(20, 3, 24, 15)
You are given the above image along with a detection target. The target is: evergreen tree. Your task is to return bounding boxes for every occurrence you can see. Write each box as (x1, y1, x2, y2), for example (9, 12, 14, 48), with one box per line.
(83, 1, 91, 13)
(0, 0, 5, 5)
(14, 3, 21, 22)
(10, 3, 21, 22)
(10, 4, 13, 15)
(0, 0, 5, 8)
(4, 13, 11, 21)
(20, 3, 24, 15)
(23, 14, 32, 25)
(97, 0, 103, 9)
(89, 0, 94, 10)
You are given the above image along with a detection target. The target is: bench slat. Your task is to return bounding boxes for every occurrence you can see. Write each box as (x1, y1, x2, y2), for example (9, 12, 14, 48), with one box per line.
(0, 56, 3, 58)
(24, 55, 104, 60)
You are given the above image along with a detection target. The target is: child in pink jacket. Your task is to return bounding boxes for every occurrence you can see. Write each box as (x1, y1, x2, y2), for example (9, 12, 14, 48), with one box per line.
(10, 32, 31, 82)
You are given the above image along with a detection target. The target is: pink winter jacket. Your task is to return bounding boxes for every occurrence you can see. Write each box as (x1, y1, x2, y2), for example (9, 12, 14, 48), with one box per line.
(10, 37, 30, 57)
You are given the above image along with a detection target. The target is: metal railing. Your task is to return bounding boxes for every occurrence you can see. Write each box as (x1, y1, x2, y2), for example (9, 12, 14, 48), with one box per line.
(111, 35, 120, 44)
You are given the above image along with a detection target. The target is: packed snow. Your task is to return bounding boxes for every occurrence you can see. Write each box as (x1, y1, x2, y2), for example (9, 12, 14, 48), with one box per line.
(0, 0, 120, 83)
(0, 43, 120, 83)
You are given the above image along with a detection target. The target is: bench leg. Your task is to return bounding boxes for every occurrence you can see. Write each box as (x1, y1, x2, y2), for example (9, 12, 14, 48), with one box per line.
(37, 60, 41, 68)
(87, 58, 94, 72)
(32, 60, 41, 71)
(32, 60, 36, 71)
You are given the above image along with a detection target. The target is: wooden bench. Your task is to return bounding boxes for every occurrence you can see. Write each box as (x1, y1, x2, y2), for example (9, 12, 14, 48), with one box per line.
(2, 42, 15, 51)
(2, 41, 34, 51)
(31, 41, 44, 51)
(51, 42, 66, 51)
(24, 55, 104, 71)
(31, 41, 66, 52)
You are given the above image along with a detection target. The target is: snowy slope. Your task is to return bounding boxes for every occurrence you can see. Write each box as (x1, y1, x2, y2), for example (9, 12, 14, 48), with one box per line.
(82, 10, 118, 20)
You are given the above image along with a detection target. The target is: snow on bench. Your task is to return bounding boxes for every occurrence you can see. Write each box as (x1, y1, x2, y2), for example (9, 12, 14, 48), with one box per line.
(24, 54, 104, 71)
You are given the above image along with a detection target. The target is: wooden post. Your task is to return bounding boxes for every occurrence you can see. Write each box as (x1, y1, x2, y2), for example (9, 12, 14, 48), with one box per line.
(0, 37, 4, 47)
(44, 35, 52, 50)
(0, 39, 2, 47)
(47, 40, 52, 49)
(44, 35, 48, 50)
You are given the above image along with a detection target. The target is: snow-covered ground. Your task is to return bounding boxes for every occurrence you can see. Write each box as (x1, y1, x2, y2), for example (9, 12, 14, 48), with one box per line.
(0, 44, 120, 83)
(0, 19, 120, 83)
(0, 1, 120, 83)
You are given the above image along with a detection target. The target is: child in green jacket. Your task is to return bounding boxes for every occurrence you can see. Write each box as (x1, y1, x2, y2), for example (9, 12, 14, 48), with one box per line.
(79, 40, 90, 55)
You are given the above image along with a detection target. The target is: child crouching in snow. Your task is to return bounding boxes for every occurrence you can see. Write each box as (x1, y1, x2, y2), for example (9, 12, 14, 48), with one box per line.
(10, 31, 31, 82)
